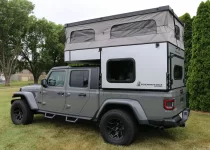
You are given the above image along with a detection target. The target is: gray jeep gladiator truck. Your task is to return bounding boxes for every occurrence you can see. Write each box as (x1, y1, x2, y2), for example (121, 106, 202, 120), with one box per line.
(11, 6, 190, 145)
(11, 66, 190, 145)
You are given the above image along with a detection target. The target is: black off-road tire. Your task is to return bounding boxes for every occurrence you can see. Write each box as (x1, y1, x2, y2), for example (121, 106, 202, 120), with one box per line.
(11, 99, 34, 125)
(99, 109, 138, 145)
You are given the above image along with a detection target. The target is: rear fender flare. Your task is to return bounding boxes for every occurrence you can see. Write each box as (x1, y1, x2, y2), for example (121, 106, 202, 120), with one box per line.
(96, 99, 148, 124)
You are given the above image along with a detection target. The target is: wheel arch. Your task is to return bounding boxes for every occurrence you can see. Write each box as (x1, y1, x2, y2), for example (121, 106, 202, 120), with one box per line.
(11, 92, 38, 110)
(95, 99, 148, 125)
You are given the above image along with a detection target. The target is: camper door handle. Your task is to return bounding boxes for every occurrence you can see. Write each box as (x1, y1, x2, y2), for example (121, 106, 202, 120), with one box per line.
(78, 93, 86, 97)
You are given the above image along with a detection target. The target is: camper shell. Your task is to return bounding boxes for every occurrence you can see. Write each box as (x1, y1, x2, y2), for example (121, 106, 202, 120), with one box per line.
(64, 5, 185, 91)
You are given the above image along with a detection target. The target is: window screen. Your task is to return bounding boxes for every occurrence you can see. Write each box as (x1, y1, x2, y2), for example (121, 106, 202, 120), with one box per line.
(47, 71, 66, 87)
(107, 59, 135, 83)
(111, 20, 157, 39)
(70, 29, 95, 43)
(174, 65, 183, 80)
(70, 70, 89, 88)
(175, 25, 180, 40)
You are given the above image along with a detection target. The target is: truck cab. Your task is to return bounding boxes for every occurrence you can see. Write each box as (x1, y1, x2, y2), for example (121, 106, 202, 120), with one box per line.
(38, 67, 100, 118)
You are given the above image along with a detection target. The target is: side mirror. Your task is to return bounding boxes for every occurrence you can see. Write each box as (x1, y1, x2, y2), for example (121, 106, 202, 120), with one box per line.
(83, 78, 88, 87)
(41, 79, 48, 88)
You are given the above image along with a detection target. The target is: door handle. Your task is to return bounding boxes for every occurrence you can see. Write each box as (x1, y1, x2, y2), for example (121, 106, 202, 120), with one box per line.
(42, 91, 47, 95)
(66, 92, 71, 97)
(57, 92, 64, 96)
(78, 93, 86, 97)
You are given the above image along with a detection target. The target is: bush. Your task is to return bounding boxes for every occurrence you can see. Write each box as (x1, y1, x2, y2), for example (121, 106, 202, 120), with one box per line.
(187, 1, 210, 112)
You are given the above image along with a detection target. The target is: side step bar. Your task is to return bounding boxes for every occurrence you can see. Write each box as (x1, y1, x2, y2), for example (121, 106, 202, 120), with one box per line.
(44, 112, 79, 123)
(38, 110, 92, 123)
(45, 113, 55, 119)
(66, 117, 78, 123)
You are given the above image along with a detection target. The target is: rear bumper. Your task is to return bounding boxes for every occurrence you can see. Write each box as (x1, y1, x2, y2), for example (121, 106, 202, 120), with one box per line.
(149, 108, 190, 128)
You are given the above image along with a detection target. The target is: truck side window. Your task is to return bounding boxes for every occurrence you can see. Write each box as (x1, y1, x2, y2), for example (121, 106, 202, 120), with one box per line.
(70, 70, 89, 88)
(107, 58, 135, 83)
(47, 71, 66, 87)
(174, 65, 183, 80)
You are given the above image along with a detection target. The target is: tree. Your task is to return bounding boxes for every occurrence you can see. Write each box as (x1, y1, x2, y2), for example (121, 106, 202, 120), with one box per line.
(180, 13, 193, 80)
(187, 1, 210, 111)
(180, 13, 193, 106)
(21, 17, 66, 84)
(0, 0, 34, 86)
(41, 22, 66, 72)
(21, 17, 48, 84)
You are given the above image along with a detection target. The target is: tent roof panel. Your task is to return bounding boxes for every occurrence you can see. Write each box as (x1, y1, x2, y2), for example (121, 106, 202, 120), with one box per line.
(65, 6, 183, 28)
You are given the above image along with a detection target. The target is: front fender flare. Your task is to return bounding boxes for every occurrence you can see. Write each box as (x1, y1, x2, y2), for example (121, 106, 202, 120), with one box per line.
(96, 99, 148, 124)
(12, 92, 38, 110)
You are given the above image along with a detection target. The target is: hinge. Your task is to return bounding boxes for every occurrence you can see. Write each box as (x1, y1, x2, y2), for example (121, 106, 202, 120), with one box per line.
(166, 73, 170, 89)
(170, 54, 175, 59)
(170, 79, 173, 85)
(99, 73, 102, 88)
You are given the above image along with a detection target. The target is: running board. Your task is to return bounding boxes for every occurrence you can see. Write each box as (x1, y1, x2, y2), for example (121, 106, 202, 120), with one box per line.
(66, 116, 78, 123)
(38, 110, 91, 122)
(45, 113, 55, 119)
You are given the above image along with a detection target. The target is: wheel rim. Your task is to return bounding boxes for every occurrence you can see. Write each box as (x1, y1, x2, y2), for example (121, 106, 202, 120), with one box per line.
(13, 106, 23, 121)
(107, 118, 125, 140)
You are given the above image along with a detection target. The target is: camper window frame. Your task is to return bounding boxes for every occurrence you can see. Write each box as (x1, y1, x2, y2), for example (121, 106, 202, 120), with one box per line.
(173, 65, 183, 80)
(70, 28, 95, 44)
(106, 58, 136, 83)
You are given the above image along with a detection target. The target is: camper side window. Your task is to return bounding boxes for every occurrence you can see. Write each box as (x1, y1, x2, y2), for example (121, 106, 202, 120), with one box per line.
(110, 20, 157, 39)
(70, 29, 95, 43)
(174, 65, 183, 80)
(175, 25, 180, 40)
(107, 58, 135, 83)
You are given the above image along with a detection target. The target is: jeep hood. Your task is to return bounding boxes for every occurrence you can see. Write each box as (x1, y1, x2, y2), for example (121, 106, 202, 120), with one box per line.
(21, 84, 42, 92)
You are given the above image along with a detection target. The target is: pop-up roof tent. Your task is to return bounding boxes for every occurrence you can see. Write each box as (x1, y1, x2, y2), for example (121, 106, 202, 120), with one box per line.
(64, 5, 184, 62)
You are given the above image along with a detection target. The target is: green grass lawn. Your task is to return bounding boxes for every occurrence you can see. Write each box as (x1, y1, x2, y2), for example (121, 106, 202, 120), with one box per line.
(0, 85, 210, 150)
(0, 81, 35, 88)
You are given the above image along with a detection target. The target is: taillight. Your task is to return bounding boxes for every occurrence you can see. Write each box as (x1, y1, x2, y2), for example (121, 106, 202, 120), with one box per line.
(164, 99, 175, 110)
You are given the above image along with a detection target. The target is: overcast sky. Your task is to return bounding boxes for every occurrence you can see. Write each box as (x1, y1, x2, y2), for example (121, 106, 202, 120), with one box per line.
(29, 0, 203, 25)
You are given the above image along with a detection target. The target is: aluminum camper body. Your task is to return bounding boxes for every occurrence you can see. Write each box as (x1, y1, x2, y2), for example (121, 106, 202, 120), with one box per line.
(64, 5, 185, 91)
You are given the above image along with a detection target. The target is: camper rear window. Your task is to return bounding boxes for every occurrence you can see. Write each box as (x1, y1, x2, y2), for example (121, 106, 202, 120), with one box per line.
(174, 65, 183, 80)
(107, 58, 135, 83)
(70, 29, 95, 43)
(110, 20, 157, 39)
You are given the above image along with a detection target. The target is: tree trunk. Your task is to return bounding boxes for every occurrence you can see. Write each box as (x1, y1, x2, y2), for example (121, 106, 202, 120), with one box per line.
(2, 66, 12, 87)
(33, 75, 39, 84)
(4, 75, 11, 86)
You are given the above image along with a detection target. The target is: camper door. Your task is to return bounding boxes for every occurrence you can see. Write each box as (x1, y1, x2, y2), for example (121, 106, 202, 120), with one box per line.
(170, 53, 185, 89)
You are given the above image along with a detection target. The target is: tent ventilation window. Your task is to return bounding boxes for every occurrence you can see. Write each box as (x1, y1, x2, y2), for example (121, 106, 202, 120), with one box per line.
(175, 25, 180, 40)
(70, 29, 95, 43)
(110, 20, 157, 39)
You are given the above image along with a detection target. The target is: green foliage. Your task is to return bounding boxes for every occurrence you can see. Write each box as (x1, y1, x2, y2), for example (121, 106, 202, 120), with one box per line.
(41, 22, 66, 72)
(180, 13, 193, 107)
(20, 16, 65, 83)
(21, 16, 48, 83)
(187, 0, 210, 112)
(0, 0, 34, 86)
(179, 13, 193, 79)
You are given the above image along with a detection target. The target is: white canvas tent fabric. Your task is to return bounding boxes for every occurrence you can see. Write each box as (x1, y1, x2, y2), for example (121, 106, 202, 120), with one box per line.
(65, 6, 184, 51)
